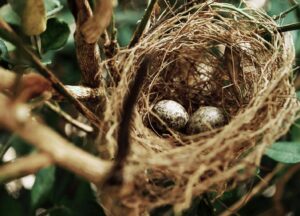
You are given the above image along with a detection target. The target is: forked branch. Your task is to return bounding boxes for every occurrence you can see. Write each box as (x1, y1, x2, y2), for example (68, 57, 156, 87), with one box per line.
(0, 94, 112, 184)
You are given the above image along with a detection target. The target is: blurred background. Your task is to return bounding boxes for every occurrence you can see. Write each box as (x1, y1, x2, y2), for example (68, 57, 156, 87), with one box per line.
(0, 0, 300, 215)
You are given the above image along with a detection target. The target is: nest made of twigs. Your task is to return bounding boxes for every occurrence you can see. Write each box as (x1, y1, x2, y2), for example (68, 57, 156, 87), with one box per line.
(97, 2, 299, 215)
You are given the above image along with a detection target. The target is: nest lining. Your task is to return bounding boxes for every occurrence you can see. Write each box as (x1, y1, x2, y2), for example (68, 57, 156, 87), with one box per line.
(97, 2, 299, 215)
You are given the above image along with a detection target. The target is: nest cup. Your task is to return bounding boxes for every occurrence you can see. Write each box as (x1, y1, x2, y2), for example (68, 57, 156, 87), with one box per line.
(99, 2, 299, 215)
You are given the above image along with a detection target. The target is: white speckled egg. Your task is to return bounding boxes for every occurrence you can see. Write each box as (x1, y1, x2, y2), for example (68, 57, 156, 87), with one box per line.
(187, 106, 225, 134)
(151, 100, 189, 132)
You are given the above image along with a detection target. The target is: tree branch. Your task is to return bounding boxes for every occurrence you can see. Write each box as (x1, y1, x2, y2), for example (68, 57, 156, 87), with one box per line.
(273, 3, 299, 20)
(278, 22, 300, 32)
(0, 67, 104, 102)
(0, 94, 112, 184)
(73, 0, 102, 87)
(0, 152, 53, 183)
(64, 85, 104, 101)
(45, 101, 93, 133)
(0, 20, 101, 127)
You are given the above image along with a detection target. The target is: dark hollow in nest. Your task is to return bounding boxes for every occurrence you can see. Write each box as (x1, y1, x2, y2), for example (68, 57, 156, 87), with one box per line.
(98, 2, 299, 215)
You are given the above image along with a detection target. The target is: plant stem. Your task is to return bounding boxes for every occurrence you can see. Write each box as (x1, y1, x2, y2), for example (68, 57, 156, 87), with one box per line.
(128, 0, 158, 48)
(273, 3, 300, 20)
(45, 102, 94, 133)
(0, 93, 112, 184)
(0, 152, 53, 183)
(277, 22, 300, 32)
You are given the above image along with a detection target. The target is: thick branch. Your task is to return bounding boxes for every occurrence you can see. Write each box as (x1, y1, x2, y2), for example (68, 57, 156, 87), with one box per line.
(64, 85, 104, 101)
(0, 152, 53, 183)
(74, 0, 102, 87)
(0, 94, 112, 184)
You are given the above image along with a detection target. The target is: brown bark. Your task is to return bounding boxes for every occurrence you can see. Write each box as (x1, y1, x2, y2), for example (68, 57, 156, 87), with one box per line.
(74, 0, 102, 87)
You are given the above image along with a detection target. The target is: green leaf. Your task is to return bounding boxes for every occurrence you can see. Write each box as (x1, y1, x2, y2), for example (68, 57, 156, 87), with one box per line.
(265, 141, 300, 164)
(291, 119, 300, 142)
(41, 18, 70, 52)
(0, 191, 23, 216)
(297, 91, 300, 100)
(7, 0, 25, 17)
(44, 0, 63, 17)
(0, 4, 21, 25)
(44, 0, 61, 12)
(0, 39, 8, 60)
(31, 166, 56, 208)
(8, 0, 61, 17)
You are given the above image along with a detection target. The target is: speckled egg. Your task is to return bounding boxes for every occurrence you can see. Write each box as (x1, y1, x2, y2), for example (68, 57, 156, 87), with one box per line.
(187, 106, 225, 134)
(151, 100, 189, 132)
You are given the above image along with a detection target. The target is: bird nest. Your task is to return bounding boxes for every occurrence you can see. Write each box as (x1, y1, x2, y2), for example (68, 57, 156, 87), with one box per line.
(97, 2, 299, 215)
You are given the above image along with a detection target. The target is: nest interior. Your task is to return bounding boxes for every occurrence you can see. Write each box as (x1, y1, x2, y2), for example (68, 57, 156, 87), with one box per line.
(98, 2, 299, 215)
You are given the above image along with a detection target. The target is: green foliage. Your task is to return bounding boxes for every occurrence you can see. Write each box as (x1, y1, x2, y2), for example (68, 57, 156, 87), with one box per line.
(265, 142, 300, 163)
(0, 4, 20, 25)
(0, 189, 23, 216)
(41, 18, 70, 52)
(31, 166, 56, 208)
(7, 0, 25, 17)
(44, 0, 62, 14)
(0, 39, 8, 60)
(8, 0, 61, 17)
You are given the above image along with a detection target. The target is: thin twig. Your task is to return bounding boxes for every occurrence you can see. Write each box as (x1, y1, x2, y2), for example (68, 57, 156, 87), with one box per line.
(103, 14, 119, 58)
(0, 19, 102, 127)
(0, 94, 112, 184)
(45, 101, 94, 133)
(278, 22, 300, 32)
(128, 0, 158, 48)
(0, 152, 53, 183)
(273, 3, 300, 20)
(290, 0, 299, 5)
(289, 0, 300, 22)
(0, 67, 103, 101)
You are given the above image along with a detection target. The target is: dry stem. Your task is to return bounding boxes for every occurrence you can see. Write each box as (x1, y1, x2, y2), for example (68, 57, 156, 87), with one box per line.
(0, 94, 112, 184)
(0, 152, 53, 183)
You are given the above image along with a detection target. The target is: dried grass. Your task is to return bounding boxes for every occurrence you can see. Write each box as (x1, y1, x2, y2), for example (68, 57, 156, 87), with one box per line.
(97, 2, 299, 215)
